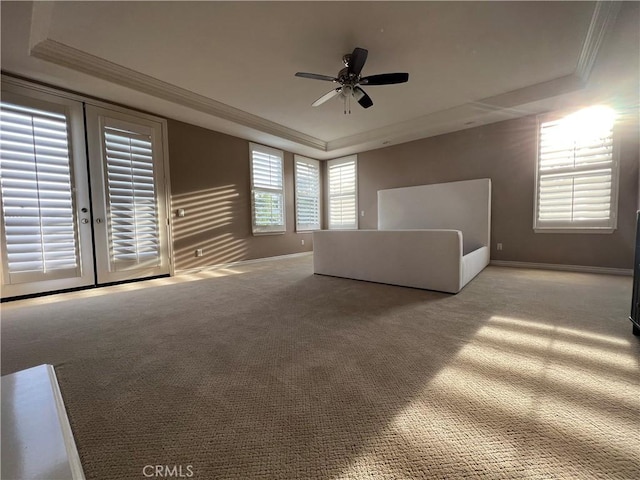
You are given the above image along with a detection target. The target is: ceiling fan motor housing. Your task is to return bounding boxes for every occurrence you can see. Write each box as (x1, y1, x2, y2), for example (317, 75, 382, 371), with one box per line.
(338, 67, 358, 87)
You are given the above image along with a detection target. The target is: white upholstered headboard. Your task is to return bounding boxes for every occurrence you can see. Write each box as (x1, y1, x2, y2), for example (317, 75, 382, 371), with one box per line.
(377, 178, 491, 254)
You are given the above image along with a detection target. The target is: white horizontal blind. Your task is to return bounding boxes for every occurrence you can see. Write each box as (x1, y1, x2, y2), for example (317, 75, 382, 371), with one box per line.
(0, 101, 79, 282)
(104, 126, 160, 269)
(328, 156, 357, 229)
(295, 156, 320, 231)
(250, 143, 285, 234)
(536, 106, 617, 231)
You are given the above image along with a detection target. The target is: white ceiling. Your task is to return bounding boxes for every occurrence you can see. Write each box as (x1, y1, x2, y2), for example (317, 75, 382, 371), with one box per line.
(0, 1, 633, 159)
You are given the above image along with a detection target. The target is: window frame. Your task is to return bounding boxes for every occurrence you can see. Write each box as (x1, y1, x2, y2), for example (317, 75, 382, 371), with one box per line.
(327, 155, 358, 230)
(249, 142, 286, 235)
(294, 155, 321, 232)
(533, 108, 620, 234)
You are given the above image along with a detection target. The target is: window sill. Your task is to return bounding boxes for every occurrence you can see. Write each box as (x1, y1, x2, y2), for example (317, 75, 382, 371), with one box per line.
(252, 231, 286, 236)
(534, 227, 616, 234)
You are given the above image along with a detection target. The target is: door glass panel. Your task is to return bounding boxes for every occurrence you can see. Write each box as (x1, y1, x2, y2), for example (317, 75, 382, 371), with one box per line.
(103, 126, 160, 270)
(0, 101, 79, 284)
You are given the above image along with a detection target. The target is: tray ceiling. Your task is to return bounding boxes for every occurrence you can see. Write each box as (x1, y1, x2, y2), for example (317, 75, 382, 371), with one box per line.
(0, 1, 629, 158)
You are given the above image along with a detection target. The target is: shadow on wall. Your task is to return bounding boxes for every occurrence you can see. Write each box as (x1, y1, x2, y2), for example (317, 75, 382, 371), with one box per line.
(172, 186, 248, 270)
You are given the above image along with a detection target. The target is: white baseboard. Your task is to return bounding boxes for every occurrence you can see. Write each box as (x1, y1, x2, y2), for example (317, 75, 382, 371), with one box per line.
(490, 260, 632, 276)
(176, 251, 313, 275)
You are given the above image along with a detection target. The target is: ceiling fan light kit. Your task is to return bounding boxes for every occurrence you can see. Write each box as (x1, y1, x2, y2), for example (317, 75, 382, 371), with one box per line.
(295, 47, 409, 114)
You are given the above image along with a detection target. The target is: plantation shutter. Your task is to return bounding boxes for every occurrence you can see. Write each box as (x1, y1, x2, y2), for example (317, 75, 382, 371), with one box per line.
(295, 156, 320, 231)
(0, 101, 80, 283)
(250, 143, 285, 234)
(103, 125, 160, 269)
(536, 107, 617, 231)
(328, 156, 357, 229)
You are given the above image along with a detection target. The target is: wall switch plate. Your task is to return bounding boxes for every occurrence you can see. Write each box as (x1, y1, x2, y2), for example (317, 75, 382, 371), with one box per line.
(301, 239, 305, 245)
(497, 243, 503, 251)
(195, 248, 203, 257)
(361, 210, 365, 217)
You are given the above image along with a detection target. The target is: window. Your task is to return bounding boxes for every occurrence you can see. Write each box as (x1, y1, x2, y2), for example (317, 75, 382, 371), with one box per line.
(250, 143, 285, 234)
(294, 155, 321, 231)
(327, 155, 357, 229)
(535, 106, 618, 233)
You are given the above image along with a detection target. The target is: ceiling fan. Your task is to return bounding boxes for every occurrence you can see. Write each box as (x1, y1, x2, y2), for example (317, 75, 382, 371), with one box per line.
(295, 47, 409, 113)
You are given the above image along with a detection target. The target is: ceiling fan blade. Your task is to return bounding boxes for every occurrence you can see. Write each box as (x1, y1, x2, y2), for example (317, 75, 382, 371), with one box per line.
(312, 87, 342, 107)
(348, 47, 368, 76)
(354, 86, 373, 109)
(360, 73, 409, 85)
(295, 72, 337, 82)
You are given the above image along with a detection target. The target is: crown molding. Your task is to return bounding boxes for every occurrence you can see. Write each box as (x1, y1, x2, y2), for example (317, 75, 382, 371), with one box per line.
(576, 1, 622, 82)
(30, 39, 327, 152)
(327, 74, 583, 151)
(472, 75, 585, 112)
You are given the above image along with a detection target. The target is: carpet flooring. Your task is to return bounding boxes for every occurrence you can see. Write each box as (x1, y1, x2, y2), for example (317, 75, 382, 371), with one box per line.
(2, 254, 639, 479)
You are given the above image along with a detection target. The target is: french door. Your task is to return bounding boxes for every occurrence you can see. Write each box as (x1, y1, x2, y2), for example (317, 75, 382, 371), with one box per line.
(86, 106, 170, 284)
(0, 88, 94, 298)
(0, 83, 170, 299)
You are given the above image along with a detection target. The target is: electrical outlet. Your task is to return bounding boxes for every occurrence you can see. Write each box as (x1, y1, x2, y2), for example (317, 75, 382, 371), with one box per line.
(195, 248, 204, 257)
(301, 239, 305, 246)
(176, 208, 185, 217)
(497, 243, 503, 251)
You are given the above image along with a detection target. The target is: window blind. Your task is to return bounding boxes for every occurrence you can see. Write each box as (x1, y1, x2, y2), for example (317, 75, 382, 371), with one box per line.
(0, 101, 79, 281)
(250, 143, 285, 234)
(104, 126, 160, 267)
(328, 156, 357, 229)
(535, 106, 616, 231)
(295, 156, 320, 231)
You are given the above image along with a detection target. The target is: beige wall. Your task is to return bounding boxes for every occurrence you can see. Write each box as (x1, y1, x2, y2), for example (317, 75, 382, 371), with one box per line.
(357, 115, 639, 269)
(356, 1, 640, 271)
(167, 110, 638, 271)
(168, 120, 314, 271)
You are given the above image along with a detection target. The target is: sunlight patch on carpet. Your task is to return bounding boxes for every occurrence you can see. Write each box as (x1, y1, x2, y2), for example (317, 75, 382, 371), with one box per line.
(333, 315, 639, 479)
